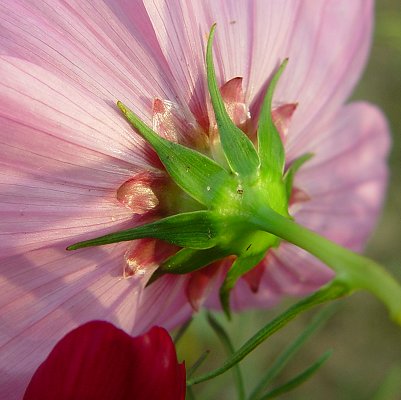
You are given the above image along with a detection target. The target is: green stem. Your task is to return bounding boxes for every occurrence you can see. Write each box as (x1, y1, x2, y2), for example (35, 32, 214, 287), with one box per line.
(187, 282, 347, 387)
(251, 206, 401, 324)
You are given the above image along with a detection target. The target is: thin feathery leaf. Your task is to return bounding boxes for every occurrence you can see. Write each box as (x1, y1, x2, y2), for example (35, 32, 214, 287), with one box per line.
(187, 351, 210, 379)
(207, 313, 245, 400)
(249, 304, 337, 399)
(187, 283, 347, 386)
(259, 351, 332, 399)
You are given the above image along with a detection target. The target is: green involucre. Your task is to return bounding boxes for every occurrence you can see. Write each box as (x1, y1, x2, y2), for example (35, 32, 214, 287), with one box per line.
(68, 25, 303, 315)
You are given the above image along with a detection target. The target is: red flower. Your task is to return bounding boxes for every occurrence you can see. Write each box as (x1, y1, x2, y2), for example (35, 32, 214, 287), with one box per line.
(23, 321, 186, 400)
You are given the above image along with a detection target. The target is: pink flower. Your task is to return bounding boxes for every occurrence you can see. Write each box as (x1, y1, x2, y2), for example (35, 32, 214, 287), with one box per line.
(0, 0, 389, 398)
(23, 321, 186, 400)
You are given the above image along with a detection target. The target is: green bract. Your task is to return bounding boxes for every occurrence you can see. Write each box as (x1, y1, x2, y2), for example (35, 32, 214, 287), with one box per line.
(206, 25, 260, 177)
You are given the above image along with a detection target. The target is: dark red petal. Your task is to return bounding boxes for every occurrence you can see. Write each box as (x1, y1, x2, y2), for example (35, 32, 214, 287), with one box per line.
(24, 321, 186, 400)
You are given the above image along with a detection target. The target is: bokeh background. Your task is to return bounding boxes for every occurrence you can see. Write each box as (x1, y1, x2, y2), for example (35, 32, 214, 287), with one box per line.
(177, 1, 401, 399)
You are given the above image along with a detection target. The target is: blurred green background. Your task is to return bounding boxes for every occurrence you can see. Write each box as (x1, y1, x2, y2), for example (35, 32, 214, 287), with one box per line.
(177, 1, 401, 399)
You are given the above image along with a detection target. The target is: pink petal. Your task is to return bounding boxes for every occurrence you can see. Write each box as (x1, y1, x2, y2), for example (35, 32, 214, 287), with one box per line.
(0, 56, 163, 258)
(0, 1, 389, 396)
(293, 103, 390, 250)
(152, 98, 208, 150)
(0, 245, 142, 399)
(219, 77, 249, 128)
(134, 275, 192, 336)
(123, 238, 177, 278)
(143, 0, 297, 122)
(0, 0, 178, 123)
(277, 1, 373, 151)
(220, 244, 334, 312)
(24, 322, 186, 400)
(144, 0, 372, 136)
(0, 245, 191, 400)
(232, 102, 389, 308)
(143, 0, 212, 129)
(0, 54, 189, 398)
(272, 103, 298, 144)
(0, 7, 194, 395)
(117, 172, 168, 215)
(241, 260, 266, 293)
(186, 263, 221, 311)
(259, 244, 334, 299)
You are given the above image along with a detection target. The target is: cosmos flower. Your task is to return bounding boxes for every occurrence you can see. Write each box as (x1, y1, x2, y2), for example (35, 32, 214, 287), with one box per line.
(23, 321, 186, 400)
(0, 0, 389, 398)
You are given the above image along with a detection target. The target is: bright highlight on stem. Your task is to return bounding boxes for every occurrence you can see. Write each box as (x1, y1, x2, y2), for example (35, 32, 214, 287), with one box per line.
(67, 25, 401, 325)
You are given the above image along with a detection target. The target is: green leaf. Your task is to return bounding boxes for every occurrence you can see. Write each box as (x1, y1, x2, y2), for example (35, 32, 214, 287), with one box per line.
(219, 253, 265, 318)
(206, 25, 260, 177)
(249, 304, 337, 400)
(257, 59, 288, 177)
(187, 282, 347, 387)
(284, 153, 314, 199)
(258, 350, 332, 399)
(67, 211, 219, 250)
(207, 313, 246, 400)
(118, 101, 232, 207)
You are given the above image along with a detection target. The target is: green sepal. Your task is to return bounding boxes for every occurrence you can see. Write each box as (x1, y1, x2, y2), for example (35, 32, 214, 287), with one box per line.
(67, 211, 219, 251)
(147, 246, 231, 285)
(118, 101, 233, 207)
(283, 153, 314, 199)
(257, 59, 288, 177)
(206, 25, 260, 177)
(161, 246, 230, 273)
(219, 252, 266, 318)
